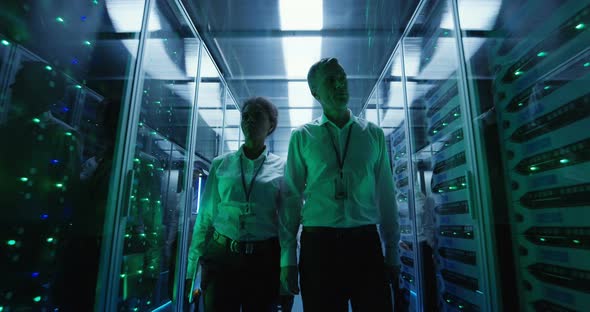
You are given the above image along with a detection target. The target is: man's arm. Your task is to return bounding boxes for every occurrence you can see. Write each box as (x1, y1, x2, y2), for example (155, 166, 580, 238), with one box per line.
(279, 130, 306, 268)
(375, 128, 400, 266)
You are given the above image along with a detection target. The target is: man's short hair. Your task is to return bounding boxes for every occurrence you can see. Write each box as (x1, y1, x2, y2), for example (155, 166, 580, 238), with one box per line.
(242, 96, 278, 135)
(307, 57, 339, 96)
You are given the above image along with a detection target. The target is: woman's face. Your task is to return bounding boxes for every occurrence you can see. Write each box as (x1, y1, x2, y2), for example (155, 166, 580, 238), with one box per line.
(241, 103, 272, 142)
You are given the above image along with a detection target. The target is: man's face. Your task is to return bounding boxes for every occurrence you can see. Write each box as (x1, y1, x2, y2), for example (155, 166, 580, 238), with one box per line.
(313, 60, 349, 111)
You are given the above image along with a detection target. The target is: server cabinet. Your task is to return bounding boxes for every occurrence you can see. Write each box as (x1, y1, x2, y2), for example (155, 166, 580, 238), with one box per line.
(457, 0, 590, 311)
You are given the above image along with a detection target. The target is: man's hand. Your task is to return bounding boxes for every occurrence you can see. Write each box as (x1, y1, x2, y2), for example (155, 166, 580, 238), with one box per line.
(385, 264, 401, 285)
(280, 265, 300, 295)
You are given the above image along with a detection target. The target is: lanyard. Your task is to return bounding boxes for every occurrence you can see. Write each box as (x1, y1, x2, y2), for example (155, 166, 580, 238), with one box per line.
(240, 154, 266, 203)
(325, 123, 353, 178)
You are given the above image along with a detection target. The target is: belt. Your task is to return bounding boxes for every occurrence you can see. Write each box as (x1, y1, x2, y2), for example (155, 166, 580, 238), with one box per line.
(302, 224, 377, 235)
(212, 231, 277, 255)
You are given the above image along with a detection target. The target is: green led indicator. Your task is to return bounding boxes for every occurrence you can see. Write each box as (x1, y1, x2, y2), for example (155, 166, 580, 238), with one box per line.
(540, 237, 546, 242)
(75, 84, 82, 89)
(20, 177, 29, 182)
(46, 237, 54, 242)
(575, 23, 585, 30)
(65, 132, 72, 136)
(32, 118, 41, 123)
(560, 158, 570, 164)
(55, 183, 64, 188)
(537, 51, 548, 57)
(33, 296, 41, 302)
(467, 232, 472, 236)
(433, 130, 438, 134)
(138, 122, 143, 126)
(1, 39, 9, 46)
(45, 65, 53, 71)
(459, 305, 464, 309)
(514, 70, 523, 76)
(83, 40, 92, 46)
(120, 274, 126, 278)
(529, 166, 539, 171)
(446, 299, 452, 303)
(573, 239, 580, 244)
(544, 86, 551, 90)
(449, 186, 457, 190)
(438, 189, 444, 193)
(7, 240, 16, 246)
(134, 158, 140, 163)
(56, 17, 65, 23)
(584, 62, 590, 67)
(442, 122, 448, 126)
(134, 308, 139, 312)
(453, 232, 457, 235)
(461, 183, 467, 186)
(93, 0, 99, 4)
(453, 113, 460, 117)
(1, 305, 4, 311)
(150, 131, 157, 135)
(137, 270, 143, 274)
(518, 102, 523, 107)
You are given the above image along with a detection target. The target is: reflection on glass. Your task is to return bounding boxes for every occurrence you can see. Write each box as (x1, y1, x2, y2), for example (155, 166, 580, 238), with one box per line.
(115, 1, 200, 310)
(0, 0, 141, 310)
(458, 0, 590, 310)
(404, 1, 486, 311)
(195, 52, 224, 161)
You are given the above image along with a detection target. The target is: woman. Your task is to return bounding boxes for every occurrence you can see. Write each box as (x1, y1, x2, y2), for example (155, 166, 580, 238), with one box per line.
(186, 97, 284, 311)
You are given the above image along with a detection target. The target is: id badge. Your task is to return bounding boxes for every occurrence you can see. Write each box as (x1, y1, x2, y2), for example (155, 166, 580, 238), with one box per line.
(335, 174, 348, 200)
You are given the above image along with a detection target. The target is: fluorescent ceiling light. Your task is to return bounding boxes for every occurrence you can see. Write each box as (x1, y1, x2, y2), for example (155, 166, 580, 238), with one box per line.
(282, 37, 323, 78)
(287, 81, 315, 127)
(440, 0, 502, 30)
(106, 0, 161, 32)
(279, 0, 323, 30)
(196, 83, 223, 108)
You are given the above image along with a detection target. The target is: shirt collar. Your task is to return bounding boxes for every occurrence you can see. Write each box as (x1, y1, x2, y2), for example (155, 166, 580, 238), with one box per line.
(238, 144, 269, 162)
(320, 109, 356, 128)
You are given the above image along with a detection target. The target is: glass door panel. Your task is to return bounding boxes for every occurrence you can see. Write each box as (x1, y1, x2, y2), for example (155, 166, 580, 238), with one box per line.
(113, 1, 200, 310)
(404, 0, 490, 311)
(457, 0, 590, 310)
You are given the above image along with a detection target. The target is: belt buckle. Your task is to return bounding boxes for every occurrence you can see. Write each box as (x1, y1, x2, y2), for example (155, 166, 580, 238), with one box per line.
(245, 243, 254, 255)
(230, 240, 240, 253)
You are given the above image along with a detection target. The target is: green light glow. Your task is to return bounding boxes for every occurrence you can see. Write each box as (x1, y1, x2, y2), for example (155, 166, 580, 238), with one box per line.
(453, 232, 457, 235)
(56, 17, 64, 23)
(514, 70, 523, 76)
(138, 122, 143, 126)
(573, 239, 580, 244)
(459, 305, 464, 309)
(449, 186, 457, 190)
(33, 296, 41, 302)
(55, 183, 64, 188)
(537, 51, 548, 57)
(46, 237, 54, 242)
(529, 166, 539, 171)
(575, 23, 585, 30)
(438, 189, 444, 193)
(1, 40, 9, 46)
(20, 177, 29, 182)
(584, 62, 590, 67)
(453, 113, 460, 117)
(517, 102, 523, 107)
(461, 183, 467, 186)
(65, 132, 72, 136)
(544, 86, 551, 90)
(560, 159, 569, 164)
(45, 65, 53, 71)
(32, 118, 41, 123)
(540, 237, 546, 242)
(442, 122, 448, 126)
(93, 0, 99, 4)
(1, 305, 4, 311)
(134, 308, 139, 312)
(75, 84, 82, 89)
(446, 299, 452, 303)
(120, 274, 126, 278)
(83, 40, 92, 46)
(133, 158, 140, 163)
(137, 270, 143, 274)
(7, 240, 16, 246)
(433, 130, 438, 134)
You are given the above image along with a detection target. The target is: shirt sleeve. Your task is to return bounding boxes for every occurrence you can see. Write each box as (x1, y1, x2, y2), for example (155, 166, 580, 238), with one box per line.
(279, 130, 305, 267)
(187, 157, 221, 279)
(375, 127, 401, 266)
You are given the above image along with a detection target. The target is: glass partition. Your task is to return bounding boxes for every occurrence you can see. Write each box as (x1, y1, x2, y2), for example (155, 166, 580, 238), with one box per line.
(222, 94, 241, 154)
(0, 0, 143, 310)
(457, 0, 590, 311)
(403, 0, 490, 311)
(112, 0, 200, 310)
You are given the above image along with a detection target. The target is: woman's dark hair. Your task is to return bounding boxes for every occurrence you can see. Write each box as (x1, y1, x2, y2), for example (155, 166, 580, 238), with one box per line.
(242, 96, 278, 135)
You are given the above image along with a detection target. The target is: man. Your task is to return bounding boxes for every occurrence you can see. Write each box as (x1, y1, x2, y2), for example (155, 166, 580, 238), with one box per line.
(279, 58, 400, 311)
